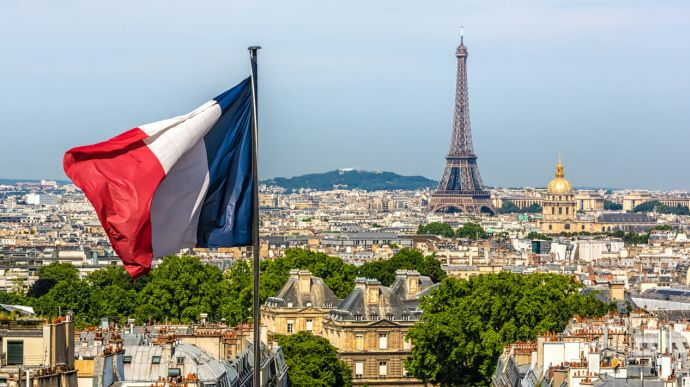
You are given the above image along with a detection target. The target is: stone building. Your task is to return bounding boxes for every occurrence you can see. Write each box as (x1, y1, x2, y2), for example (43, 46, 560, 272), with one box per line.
(0, 314, 77, 386)
(322, 273, 432, 386)
(539, 158, 654, 235)
(262, 269, 340, 337)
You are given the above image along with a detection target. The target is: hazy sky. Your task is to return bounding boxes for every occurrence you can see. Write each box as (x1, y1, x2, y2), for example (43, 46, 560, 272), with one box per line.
(1, 0, 688, 189)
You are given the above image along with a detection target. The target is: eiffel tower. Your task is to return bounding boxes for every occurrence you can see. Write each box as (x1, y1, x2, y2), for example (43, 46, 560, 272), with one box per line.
(428, 32, 495, 215)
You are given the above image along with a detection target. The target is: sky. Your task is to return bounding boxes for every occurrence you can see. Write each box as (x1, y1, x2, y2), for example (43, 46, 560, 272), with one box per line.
(0, 0, 688, 190)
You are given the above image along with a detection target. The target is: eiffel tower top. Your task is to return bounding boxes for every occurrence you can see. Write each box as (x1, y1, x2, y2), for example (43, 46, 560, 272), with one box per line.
(456, 26, 468, 58)
(449, 27, 475, 157)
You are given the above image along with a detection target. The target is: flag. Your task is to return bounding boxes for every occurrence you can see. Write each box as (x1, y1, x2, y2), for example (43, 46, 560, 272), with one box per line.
(64, 79, 255, 278)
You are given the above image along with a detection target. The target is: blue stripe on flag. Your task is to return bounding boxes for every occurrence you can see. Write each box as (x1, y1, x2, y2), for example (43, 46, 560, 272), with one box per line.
(195, 78, 254, 248)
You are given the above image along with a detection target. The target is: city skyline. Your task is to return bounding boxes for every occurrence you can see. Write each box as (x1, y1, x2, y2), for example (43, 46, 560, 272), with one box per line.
(1, 0, 689, 190)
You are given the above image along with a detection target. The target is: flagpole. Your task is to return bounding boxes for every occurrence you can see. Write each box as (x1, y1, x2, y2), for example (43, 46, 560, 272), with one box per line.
(248, 45, 262, 387)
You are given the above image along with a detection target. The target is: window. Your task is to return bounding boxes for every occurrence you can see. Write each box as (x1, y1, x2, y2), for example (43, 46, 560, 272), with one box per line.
(565, 224, 571, 230)
(123, 356, 133, 364)
(402, 315, 410, 322)
(559, 207, 563, 215)
(177, 357, 185, 365)
(287, 320, 294, 333)
(379, 333, 388, 349)
(287, 302, 293, 308)
(355, 334, 364, 350)
(386, 314, 394, 321)
(355, 362, 364, 378)
(306, 319, 313, 332)
(549, 225, 553, 230)
(152, 356, 161, 364)
(403, 333, 411, 350)
(355, 315, 363, 322)
(7, 341, 23, 365)
(582, 225, 585, 230)
(379, 361, 387, 377)
(306, 302, 312, 307)
(372, 314, 379, 322)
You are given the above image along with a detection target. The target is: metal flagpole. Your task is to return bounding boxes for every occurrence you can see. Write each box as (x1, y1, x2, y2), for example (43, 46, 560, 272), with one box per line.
(248, 45, 262, 387)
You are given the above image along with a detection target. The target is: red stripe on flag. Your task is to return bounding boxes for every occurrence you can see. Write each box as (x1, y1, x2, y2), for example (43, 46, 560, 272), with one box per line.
(63, 128, 165, 278)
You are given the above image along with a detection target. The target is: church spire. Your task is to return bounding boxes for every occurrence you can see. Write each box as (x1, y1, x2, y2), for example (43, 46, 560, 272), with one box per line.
(556, 155, 565, 178)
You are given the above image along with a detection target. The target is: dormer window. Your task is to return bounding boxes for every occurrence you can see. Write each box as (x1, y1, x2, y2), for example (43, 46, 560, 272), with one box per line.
(386, 314, 394, 321)
(402, 315, 410, 321)
(372, 314, 380, 322)
(355, 315, 363, 322)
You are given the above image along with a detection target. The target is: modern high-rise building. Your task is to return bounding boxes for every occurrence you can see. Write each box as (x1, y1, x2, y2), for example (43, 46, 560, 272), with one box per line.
(428, 33, 495, 215)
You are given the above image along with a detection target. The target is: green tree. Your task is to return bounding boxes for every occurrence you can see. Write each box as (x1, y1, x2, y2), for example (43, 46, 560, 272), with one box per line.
(417, 222, 455, 238)
(633, 200, 690, 215)
(604, 200, 623, 210)
(527, 231, 550, 240)
(95, 285, 138, 322)
(456, 222, 487, 239)
(260, 249, 358, 300)
(136, 256, 229, 323)
(33, 279, 99, 327)
(405, 273, 609, 386)
(221, 260, 254, 325)
(28, 262, 80, 297)
(86, 265, 147, 291)
(275, 331, 352, 387)
(358, 248, 446, 286)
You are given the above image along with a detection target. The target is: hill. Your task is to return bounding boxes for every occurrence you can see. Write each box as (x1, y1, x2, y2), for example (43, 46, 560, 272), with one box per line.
(263, 169, 437, 191)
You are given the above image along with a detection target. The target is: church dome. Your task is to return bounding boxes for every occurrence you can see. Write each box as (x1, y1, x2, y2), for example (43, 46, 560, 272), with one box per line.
(547, 157, 573, 194)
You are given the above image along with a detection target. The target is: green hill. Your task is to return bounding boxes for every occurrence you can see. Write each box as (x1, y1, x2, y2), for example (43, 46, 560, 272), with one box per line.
(263, 169, 436, 191)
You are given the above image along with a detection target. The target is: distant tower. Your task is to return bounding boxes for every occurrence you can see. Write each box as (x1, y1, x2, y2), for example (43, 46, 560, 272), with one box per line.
(428, 31, 495, 215)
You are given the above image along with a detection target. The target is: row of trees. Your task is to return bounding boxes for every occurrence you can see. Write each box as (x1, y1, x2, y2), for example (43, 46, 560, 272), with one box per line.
(633, 200, 690, 215)
(1, 248, 444, 328)
(497, 200, 542, 214)
(417, 222, 488, 239)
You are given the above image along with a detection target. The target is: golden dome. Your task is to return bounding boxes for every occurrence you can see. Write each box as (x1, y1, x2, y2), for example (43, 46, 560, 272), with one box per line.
(547, 157, 573, 194)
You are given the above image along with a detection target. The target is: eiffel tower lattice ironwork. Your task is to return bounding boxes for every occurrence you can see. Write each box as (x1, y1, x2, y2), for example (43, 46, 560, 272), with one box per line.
(428, 32, 495, 215)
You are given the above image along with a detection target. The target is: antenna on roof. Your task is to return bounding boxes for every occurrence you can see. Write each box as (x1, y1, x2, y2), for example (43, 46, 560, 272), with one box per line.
(460, 26, 464, 44)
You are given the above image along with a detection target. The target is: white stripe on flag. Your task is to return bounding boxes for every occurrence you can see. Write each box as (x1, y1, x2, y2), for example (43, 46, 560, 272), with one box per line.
(150, 140, 210, 257)
(146, 101, 222, 257)
(143, 101, 221, 174)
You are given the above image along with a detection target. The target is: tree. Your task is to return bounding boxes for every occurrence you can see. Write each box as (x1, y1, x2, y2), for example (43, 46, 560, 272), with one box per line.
(275, 331, 352, 387)
(86, 265, 146, 291)
(604, 200, 623, 210)
(358, 248, 446, 286)
(417, 222, 455, 238)
(260, 249, 358, 300)
(527, 231, 550, 240)
(28, 262, 80, 297)
(405, 273, 609, 386)
(633, 200, 690, 215)
(221, 260, 254, 325)
(498, 201, 541, 214)
(33, 279, 99, 327)
(456, 222, 487, 239)
(95, 285, 138, 322)
(136, 256, 229, 323)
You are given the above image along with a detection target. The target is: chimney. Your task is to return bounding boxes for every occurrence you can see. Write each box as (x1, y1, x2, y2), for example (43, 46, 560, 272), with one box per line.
(354, 277, 367, 290)
(298, 270, 312, 295)
(608, 281, 625, 302)
(407, 270, 420, 294)
(366, 279, 380, 304)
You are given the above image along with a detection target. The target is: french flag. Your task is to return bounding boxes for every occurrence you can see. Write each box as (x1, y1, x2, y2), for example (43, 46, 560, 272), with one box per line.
(64, 78, 255, 278)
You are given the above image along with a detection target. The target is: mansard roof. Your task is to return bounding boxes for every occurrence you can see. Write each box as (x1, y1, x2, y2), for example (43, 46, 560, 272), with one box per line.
(266, 269, 340, 308)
